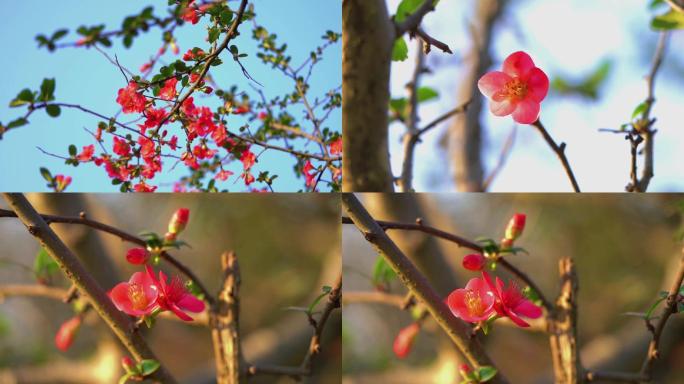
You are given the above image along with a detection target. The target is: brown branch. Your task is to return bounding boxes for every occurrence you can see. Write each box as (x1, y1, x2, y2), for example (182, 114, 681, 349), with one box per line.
(0, 208, 214, 307)
(269, 122, 324, 145)
(415, 27, 452, 54)
(341, 194, 507, 383)
(343, 291, 407, 308)
(228, 132, 339, 162)
(211, 251, 244, 384)
(398, 41, 425, 192)
(340, 215, 554, 311)
(531, 119, 581, 192)
(394, 0, 436, 36)
(417, 100, 471, 137)
(1, 193, 177, 384)
(482, 126, 516, 190)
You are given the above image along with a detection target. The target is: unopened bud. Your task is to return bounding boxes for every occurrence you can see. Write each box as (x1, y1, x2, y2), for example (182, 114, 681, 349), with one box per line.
(393, 323, 420, 359)
(55, 316, 82, 351)
(126, 247, 150, 265)
(462, 254, 486, 271)
(167, 208, 190, 235)
(504, 213, 526, 241)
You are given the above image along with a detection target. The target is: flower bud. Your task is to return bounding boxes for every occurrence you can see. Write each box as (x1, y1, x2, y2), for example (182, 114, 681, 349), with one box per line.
(504, 213, 526, 241)
(126, 247, 150, 265)
(393, 323, 420, 359)
(500, 237, 514, 250)
(462, 254, 486, 271)
(55, 316, 82, 351)
(459, 363, 472, 379)
(167, 208, 190, 235)
(121, 356, 135, 372)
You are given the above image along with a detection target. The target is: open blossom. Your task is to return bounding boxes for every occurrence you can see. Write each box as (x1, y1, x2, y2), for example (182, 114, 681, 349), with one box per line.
(116, 81, 147, 114)
(55, 316, 82, 351)
(109, 270, 159, 317)
(183, 48, 205, 61)
(159, 78, 178, 101)
(215, 169, 234, 181)
(233, 105, 250, 115)
(181, 0, 200, 24)
(257, 111, 268, 120)
(145, 265, 205, 321)
(241, 149, 256, 170)
(242, 172, 255, 186)
(478, 51, 549, 124)
(142, 107, 168, 131)
(447, 276, 496, 323)
(329, 137, 342, 156)
(483, 271, 542, 327)
(54, 175, 72, 192)
(126, 247, 150, 265)
(393, 322, 420, 359)
(76, 145, 95, 162)
(113, 137, 131, 157)
(462, 253, 486, 271)
(302, 160, 316, 188)
(134, 181, 157, 193)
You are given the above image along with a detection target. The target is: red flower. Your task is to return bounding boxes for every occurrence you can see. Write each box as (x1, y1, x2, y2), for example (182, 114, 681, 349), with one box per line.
(482, 271, 542, 327)
(329, 137, 342, 156)
(242, 172, 255, 186)
(462, 253, 486, 271)
(54, 175, 72, 192)
(76, 145, 95, 162)
(215, 169, 234, 181)
(159, 78, 178, 101)
(447, 276, 496, 323)
(233, 105, 250, 115)
(108, 270, 159, 317)
(143, 107, 168, 130)
(478, 51, 549, 124)
(140, 62, 152, 73)
(113, 137, 131, 157)
(126, 247, 150, 265)
(193, 144, 217, 160)
(170, 41, 179, 55)
(181, 1, 200, 25)
(55, 316, 82, 351)
(168, 208, 190, 236)
(116, 81, 147, 114)
(504, 213, 526, 241)
(183, 49, 205, 61)
(134, 181, 157, 193)
(393, 322, 420, 359)
(302, 160, 316, 188)
(241, 149, 256, 170)
(211, 124, 228, 146)
(145, 265, 205, 321)
(257, 111, 268, 120)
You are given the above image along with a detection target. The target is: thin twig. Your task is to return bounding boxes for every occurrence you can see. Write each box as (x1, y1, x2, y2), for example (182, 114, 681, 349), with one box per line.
(482, 125, 516, 190)
(531, 119, 581, 192)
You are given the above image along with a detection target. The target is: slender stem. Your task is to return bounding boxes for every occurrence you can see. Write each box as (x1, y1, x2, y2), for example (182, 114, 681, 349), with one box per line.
(1, 193, 177, 384)
(0, 208, 214, 306)
(398, 41, 425, 192)
(341, 194, 507, 382)
(531, 119, 581, 192)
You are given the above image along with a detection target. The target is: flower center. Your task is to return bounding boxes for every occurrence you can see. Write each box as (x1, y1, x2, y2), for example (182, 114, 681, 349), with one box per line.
(465, 290, 486, 316)
(128, 283, 149, 310)
(505, 78, 528, 100)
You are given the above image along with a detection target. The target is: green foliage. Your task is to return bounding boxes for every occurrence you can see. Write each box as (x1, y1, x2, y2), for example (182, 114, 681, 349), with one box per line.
(392, 38, 409, 62)
(389, 87, 439, 121)
(372, 255, 397, 288)
(46, 105, 61, 118)
(551, 60, 612, 100)
(651, 9, 684, 30)
(34, 248, 59, 281)
(9, 89, 35, 107)
(394, 0, 440, 23)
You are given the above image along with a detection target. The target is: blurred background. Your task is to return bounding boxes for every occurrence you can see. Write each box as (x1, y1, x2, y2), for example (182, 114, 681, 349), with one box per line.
(0, 0, 341, 192)
(387, 0, 684, 192)
(0, 193, 341, 383)
(343, 193, 684, 383)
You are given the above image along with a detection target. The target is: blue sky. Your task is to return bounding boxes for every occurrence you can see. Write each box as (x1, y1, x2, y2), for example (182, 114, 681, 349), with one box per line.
(0, 0, 341, 192)
(388, 0, 684, 192)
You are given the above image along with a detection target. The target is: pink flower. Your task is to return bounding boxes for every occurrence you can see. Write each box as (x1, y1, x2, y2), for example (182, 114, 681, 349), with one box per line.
(215, 169, 234, 181)
(168, 208, 190, 236)
(241, 149, 256, 170)
(478, 51, 549, 124)
(302, 160, 316, 188)
(116, 81, 147, 114)
(140, 62, 153, 73)
(108, 271, 159, 317)
(329, 137, 342, 156)
(233, 105, 250, 115)
(54, 175, 72, 192)
(393, 322, 420, 359)
(126, 247, 150, 265)
(55, 316, 82, 351)
(145, 265, 205, 321)
(257, 111, 268, 120)
(447, 276, 496, 323)
(76, 145, 95, 162)
(462, 254, 486, 271)
(482, 271, 542, 327)
(113, 137, 131, 157)
(134, 181, 157, 193)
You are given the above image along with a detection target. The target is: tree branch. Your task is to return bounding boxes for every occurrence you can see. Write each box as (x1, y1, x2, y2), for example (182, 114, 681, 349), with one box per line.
(1, 193, 177, 384)
(531, 119, 581, 192)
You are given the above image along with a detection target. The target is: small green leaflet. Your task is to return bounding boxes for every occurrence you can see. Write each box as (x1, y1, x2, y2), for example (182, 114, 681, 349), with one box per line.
(395, 0, 440, 23)
(631, 101, 647, 120)
(392, 38, 408, 61)
(476, 366, 498, 382)
(34, 248, 59, 279)
(372, 255, 397, 287)
(651, 9, 684, 30)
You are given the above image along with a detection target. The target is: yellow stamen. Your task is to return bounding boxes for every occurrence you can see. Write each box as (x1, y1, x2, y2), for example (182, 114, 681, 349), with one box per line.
(128, 283, 148, 310)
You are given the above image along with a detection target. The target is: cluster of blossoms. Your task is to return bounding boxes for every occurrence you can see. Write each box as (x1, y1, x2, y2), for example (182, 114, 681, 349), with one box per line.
(478, 51, 549, 124)
(461, 213, 526, 272)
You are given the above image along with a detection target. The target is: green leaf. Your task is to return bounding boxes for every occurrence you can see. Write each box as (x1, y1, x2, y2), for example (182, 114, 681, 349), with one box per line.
(34, 248, 59, 278)
(51, 29, 69, 41)
(39, 78, 56, 102)
(651, 10, 684, 30)
(645, 296, 667, 319)
(392, 38, 409, 61)
(208, 26, 221, 43)
(10, 89, 35, 107)
(632, 101, 647, 120)
(137, 359, 160, 376)
(118, 373, 133, 384)
(39, 167, 53, 182)
(46, 104, 61, 118)
(68, 144, 77, 157)
(6, 118, 28, 129)
(476, 366, 498, 382)
(372, 255, 397, 286)
(395, 0, 427, 23)
(417, 86, 439, 103)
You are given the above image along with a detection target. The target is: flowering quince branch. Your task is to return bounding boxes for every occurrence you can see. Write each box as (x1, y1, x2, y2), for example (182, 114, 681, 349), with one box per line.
(0, 193, 178, 384)
(4, 0, 342, 192)
(341, 193, 508, 383)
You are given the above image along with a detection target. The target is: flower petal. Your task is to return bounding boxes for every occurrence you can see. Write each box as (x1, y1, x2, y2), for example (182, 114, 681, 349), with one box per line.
(177, 294, 205, 313)
(505, 308, 531, 328)
(525, 67, 549, 102)
(490, 98, 516, 117)
(514, 300, 543, 319)
(109, 283, 133, 311)
(170, 303, 194, 321)
(478, 71, 512, 99)
(503, 51, 535, 78)
(512, 99, 540, 124)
